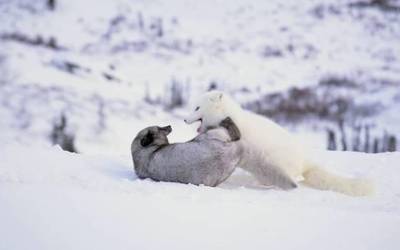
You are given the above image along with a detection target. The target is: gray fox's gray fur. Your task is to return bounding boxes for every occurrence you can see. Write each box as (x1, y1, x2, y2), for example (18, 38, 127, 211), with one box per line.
(131, 117, 243, 187)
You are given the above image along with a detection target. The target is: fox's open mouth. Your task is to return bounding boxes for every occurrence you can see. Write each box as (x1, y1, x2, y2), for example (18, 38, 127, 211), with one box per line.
(196, 118, 203, 133)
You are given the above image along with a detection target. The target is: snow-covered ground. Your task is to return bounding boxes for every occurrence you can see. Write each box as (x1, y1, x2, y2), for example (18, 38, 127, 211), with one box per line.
(1, 142, 400, 250)
(0, 0, 399, 152)
(1, 0, 400, 249)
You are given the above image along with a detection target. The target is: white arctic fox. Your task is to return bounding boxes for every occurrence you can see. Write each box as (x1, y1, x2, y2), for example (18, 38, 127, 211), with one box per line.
(184, 91, 374, 196)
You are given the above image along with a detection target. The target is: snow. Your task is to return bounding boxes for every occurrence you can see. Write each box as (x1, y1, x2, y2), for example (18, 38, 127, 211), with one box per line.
(1, 0, 400, 249)
(1, 142, 400, 250)
(1, 0, 400, 153)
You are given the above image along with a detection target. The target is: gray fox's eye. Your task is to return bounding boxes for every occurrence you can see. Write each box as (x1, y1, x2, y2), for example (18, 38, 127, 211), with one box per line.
(195, 106, 200, 111)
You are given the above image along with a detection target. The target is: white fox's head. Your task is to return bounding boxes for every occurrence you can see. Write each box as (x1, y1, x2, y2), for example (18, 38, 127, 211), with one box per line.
(184, 91, 240, 133)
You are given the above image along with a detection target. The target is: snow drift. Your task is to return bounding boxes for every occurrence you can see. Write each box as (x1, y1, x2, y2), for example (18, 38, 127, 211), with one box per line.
(1, 142, 399, 250)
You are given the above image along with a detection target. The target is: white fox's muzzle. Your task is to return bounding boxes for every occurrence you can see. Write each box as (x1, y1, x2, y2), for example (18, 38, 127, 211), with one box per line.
(184, 113, 202, 124)
(184, 113, 204, 133)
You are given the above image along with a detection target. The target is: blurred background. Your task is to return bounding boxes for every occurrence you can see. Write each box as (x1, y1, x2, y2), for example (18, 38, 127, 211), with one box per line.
(0, 0, 399, 155)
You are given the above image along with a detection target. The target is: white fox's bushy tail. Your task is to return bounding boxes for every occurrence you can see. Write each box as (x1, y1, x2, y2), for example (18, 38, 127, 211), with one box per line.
(302, 166, 374, 196)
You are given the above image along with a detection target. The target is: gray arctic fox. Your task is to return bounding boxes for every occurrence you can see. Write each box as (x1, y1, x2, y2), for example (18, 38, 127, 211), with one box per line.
(131, 117, 243, 187)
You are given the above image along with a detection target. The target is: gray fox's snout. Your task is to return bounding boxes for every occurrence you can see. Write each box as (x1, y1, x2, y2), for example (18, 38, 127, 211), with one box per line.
(161, 125, 172, 134)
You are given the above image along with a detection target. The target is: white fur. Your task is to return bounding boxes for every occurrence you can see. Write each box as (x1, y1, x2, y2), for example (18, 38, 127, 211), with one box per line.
(185, 91, 374, 196)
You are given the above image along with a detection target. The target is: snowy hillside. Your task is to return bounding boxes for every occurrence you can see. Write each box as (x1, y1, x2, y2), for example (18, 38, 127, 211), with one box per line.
(1, 142, 400, 250)
(0, 0, 399, 152)
(1, 1, 400, 249)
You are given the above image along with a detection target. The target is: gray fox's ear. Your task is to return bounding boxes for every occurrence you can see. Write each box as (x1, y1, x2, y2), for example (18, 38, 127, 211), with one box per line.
(140, 131, 154, 147)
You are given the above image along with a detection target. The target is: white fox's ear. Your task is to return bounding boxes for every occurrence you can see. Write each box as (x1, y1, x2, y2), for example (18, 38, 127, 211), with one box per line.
(209, 92, 223, 102)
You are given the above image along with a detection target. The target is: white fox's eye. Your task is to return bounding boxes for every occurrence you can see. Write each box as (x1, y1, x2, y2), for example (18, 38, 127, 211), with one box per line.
(195, 106, 200, 111)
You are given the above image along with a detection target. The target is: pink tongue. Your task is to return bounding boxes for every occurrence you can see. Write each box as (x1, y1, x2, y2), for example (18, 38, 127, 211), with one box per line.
(197, 121, 202, 133)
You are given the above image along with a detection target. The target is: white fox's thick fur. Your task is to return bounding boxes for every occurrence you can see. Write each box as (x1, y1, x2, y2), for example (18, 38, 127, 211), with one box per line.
(184, 91, 374, 196)
(302, 166, 374, 196)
